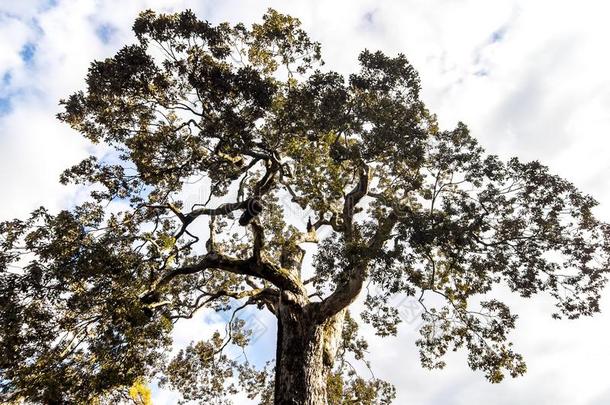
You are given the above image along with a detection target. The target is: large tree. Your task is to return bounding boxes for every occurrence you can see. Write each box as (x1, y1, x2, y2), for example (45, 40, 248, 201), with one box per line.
(1, 9, 609, 405)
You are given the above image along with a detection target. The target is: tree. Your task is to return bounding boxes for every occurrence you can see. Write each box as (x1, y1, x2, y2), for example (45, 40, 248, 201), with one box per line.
(1, 8, 609, 404)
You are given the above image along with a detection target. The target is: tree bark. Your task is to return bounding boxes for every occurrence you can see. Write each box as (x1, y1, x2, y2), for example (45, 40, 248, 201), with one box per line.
(273, 291, 345, 405)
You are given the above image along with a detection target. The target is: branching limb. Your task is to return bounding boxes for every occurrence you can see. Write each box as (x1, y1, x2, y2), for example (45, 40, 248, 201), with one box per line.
(316, 211, 398, 321)
(342, 165, 371, 240)
(169, 287, 280, 320)
(144, 251, 303, 299)
(251, 220, 265, 263)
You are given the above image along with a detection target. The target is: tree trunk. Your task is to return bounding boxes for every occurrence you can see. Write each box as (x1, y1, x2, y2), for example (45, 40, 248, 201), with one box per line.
(273, 292, 345, 405)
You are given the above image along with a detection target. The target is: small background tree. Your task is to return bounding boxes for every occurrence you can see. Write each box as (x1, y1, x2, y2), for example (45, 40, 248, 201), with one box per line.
(1, 9, 609, 404)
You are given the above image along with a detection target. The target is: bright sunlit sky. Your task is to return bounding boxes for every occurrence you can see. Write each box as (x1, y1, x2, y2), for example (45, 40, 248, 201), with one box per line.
(1, 1, 610, 404)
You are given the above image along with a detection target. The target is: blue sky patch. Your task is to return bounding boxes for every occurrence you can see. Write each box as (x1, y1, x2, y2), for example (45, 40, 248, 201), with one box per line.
(19, 42, 36, 65)
(0, 97, 10, 115)
(96, 23, 117, 44)
(2, 71, 11, 86)
(0, 72, 12, 115)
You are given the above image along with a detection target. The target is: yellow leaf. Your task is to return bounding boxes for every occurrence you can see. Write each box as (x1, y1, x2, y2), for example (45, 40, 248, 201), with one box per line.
(129, 377, 152, 405)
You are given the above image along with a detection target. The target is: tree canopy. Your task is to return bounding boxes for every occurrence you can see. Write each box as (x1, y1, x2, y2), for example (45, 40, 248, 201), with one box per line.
(1, 8, 609, 404)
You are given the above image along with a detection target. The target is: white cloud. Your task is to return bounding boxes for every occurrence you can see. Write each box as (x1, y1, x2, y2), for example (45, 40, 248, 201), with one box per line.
(2, 0, 610, 404)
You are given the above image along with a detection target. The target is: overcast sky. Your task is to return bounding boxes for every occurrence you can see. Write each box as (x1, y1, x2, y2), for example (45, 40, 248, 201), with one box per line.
(1, 1, 610, 404)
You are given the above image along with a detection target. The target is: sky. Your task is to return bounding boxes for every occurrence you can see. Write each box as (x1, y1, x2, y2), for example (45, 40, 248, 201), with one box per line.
(1, 0, 610, 404)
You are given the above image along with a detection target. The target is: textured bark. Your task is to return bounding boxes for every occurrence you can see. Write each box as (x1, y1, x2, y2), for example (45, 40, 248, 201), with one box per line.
(274, 291, 345, 405)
